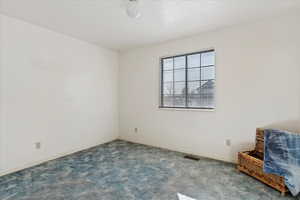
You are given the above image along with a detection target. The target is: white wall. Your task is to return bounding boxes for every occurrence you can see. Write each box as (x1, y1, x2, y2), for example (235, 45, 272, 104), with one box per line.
(119, 12, 300, 163)
(0, 14, 119, 174)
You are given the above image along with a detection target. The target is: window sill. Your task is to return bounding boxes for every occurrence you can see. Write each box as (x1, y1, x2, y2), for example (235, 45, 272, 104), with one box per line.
(158, 107, 215, 112)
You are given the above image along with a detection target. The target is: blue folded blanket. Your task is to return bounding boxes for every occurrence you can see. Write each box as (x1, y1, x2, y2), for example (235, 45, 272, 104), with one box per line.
(264, 129, 300, 196)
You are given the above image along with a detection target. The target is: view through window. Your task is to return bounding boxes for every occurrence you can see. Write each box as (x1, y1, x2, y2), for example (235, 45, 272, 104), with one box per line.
(160, 50, 215, 109)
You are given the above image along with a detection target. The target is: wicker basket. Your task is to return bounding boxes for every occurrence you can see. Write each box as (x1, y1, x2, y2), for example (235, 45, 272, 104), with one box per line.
(255, 128, 265, 157)
(237, 151, 288, 195)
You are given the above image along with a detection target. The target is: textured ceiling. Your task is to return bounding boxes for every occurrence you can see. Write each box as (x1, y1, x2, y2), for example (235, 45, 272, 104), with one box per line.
(1, 0, 300, 51)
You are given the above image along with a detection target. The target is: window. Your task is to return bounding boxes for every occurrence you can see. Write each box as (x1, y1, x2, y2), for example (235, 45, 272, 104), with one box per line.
(160, 50, 215, 109)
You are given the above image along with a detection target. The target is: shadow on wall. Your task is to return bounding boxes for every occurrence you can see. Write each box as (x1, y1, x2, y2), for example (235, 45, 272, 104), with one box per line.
(262, 120, 300, 133)
(229, 120, 300, 163)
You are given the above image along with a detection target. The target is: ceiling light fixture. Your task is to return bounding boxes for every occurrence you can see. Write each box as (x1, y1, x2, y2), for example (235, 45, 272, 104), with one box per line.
(126, 0, 141, 19)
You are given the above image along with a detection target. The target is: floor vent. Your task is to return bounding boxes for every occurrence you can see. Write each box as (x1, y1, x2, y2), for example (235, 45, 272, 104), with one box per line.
(184, 154, 200, 161)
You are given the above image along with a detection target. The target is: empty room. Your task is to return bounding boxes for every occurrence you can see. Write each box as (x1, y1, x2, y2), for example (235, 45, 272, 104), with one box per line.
(0, 0, 300, 199)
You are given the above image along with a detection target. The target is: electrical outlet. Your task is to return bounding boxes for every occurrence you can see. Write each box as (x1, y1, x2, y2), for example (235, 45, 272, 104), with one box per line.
(134, 128, 138, 133)
(225, 139, 231, 147)
(35, 142, 41, 150)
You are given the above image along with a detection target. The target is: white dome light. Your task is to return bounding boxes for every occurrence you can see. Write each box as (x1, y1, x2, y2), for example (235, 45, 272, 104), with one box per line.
(126, 0, 141, 19)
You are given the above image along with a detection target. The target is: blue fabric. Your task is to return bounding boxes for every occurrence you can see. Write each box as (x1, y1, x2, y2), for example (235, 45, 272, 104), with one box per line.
(264, 129, 300, 196)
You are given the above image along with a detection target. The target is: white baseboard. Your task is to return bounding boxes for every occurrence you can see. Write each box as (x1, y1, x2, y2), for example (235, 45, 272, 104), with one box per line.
(0, 138, 116, 177)
(119, 137, 236, 164)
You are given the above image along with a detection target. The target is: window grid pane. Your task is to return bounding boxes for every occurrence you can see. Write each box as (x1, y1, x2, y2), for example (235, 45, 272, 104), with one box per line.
(201, 51, 215, 67)
(163, 70, 173, 82)
(161, 50, 215, 109)
(188, 68, 200, 81)
(174, 56, 186, 69)
(163, 58, 173, 70)
(174, 69, 186, 82)
(201, 66, 215, 80)
(187, 54, 200, 68)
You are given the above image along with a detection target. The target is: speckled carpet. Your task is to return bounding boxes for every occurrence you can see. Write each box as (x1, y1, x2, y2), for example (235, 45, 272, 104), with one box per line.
(0, 140, 298, 200)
